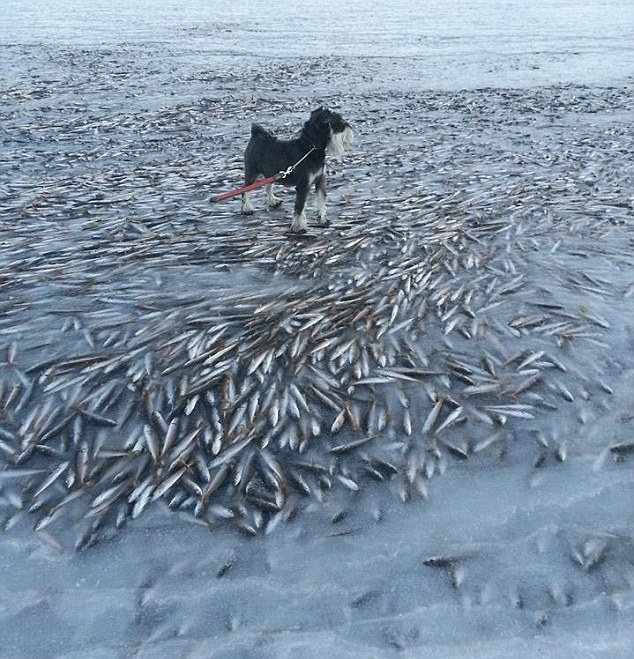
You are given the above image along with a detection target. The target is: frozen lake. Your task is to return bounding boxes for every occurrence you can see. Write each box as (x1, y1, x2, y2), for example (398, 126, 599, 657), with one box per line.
(1, 1, 633, 658)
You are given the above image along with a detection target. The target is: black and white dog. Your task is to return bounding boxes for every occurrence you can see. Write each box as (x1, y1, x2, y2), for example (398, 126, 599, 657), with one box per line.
(241, 107, 353, 232)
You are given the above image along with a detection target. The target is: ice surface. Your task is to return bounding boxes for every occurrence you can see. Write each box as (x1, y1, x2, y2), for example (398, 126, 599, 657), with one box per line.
(1, 1, 634, 658)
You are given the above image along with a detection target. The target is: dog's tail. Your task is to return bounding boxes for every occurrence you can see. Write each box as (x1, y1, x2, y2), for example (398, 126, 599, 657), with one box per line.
(251, 124, 276, 140)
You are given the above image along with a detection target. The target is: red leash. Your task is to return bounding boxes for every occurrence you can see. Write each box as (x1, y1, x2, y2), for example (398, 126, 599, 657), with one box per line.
(213, 175, 276, 202)
(211, 146, 316, 203)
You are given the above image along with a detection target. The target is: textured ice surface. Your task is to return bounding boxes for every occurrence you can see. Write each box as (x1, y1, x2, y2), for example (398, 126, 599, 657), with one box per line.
(1, 1, 634, 658)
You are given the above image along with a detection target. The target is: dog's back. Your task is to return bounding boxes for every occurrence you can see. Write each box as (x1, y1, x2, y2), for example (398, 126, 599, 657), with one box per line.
(245, 123, 286, 179)
(250, 123, 276, 142)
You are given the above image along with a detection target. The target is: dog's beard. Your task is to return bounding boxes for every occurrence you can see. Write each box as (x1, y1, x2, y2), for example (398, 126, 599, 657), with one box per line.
(326, 126, 354, 157)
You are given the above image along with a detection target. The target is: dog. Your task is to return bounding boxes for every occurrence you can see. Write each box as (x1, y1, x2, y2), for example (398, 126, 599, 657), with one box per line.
(241, 107, 353, 232)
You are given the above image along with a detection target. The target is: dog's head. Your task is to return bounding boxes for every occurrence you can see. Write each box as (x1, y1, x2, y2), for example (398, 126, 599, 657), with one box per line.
(303, 108, 353, 157)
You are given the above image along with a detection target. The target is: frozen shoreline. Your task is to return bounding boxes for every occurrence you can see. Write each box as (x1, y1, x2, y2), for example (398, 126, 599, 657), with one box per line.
(2, 0, 634, 90)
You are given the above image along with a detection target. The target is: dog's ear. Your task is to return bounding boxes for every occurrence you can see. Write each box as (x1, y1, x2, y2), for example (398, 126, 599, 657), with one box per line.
(311, 107, 331, 129)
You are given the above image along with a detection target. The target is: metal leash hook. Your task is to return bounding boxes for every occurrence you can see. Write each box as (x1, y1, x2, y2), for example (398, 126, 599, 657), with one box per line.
(275, 146, 316, 182)
(275, 165, 294, 181)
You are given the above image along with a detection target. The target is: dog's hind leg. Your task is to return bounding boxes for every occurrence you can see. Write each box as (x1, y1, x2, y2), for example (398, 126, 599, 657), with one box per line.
(290, 183, 309, 233)
(313, 172, 329, 226)
(266, 183, 283, 209)
(241, 165, 257, 215)
(242, 190, 255, 215)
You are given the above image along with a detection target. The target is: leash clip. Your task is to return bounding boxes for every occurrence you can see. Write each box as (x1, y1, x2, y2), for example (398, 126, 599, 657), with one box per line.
(277, 165, 294, 180)
(275, 145, 317, 182)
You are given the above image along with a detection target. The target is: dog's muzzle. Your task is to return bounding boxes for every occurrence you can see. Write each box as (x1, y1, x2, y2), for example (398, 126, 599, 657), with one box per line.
(327, 125, 354, 158)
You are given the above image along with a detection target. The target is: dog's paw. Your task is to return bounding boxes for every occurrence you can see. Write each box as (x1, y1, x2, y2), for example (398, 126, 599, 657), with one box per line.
(290, 214, 308, 233)
(242, 208, 255, 216)
(268, 199, 283, 209)
(314, 217, 330, 227)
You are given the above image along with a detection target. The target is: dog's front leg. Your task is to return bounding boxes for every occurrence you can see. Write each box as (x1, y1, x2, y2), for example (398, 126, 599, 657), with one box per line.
(314, 172, 329, 226)
(290, 183, 309, 233)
